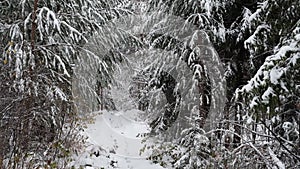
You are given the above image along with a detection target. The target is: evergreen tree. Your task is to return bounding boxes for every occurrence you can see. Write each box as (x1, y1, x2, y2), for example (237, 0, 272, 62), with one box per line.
(0, 0, 127, 167)
(144, 0, 300, 168)
(235, 0, 300, 167)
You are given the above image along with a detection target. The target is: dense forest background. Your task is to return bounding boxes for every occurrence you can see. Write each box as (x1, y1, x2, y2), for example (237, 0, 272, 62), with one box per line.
(0, 0, 299, 168)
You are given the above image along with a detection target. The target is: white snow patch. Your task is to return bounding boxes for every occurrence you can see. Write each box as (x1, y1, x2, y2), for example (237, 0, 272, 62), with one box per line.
(269, 68, 284, 84)
(72, 110, 164, 169)
(249, 96, 259, 109)
(261, 87, 274, 102)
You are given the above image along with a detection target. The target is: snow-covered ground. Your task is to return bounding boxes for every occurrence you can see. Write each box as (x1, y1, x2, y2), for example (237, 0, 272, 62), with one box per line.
(72, 110, 164, 169)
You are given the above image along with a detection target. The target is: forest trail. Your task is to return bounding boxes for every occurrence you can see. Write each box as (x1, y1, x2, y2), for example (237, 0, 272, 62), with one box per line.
(72, 110, 164, 169)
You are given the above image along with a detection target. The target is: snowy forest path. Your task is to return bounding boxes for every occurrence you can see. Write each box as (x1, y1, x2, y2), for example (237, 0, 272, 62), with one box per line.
(72, 110, 165, 169)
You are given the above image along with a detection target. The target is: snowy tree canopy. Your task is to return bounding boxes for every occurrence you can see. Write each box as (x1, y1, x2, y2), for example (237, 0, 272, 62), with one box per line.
(1, 0, 299, 168)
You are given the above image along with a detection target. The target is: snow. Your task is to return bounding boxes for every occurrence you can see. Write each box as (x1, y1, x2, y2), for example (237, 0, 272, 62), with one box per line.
(239, 32, 300, 100)
(53, 52, 71, 77)
(261, 87, 274, 103)
(248, 1, 268, 24)
(295, 33, 300, 41)
(269, 68, 284, 84)
(249, 96, 259, 109)
(288, 53, 299, 66)
(268, 148, 285, 169)
(244, 24, 270, 53)
(71, 110, 165, 169)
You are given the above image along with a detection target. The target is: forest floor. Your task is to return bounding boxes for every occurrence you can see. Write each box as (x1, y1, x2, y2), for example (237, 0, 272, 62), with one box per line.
(71, 110, 164, 169)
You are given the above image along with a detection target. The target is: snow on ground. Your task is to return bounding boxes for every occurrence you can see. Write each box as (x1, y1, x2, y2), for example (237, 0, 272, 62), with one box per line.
(72, 110, 164, 169)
